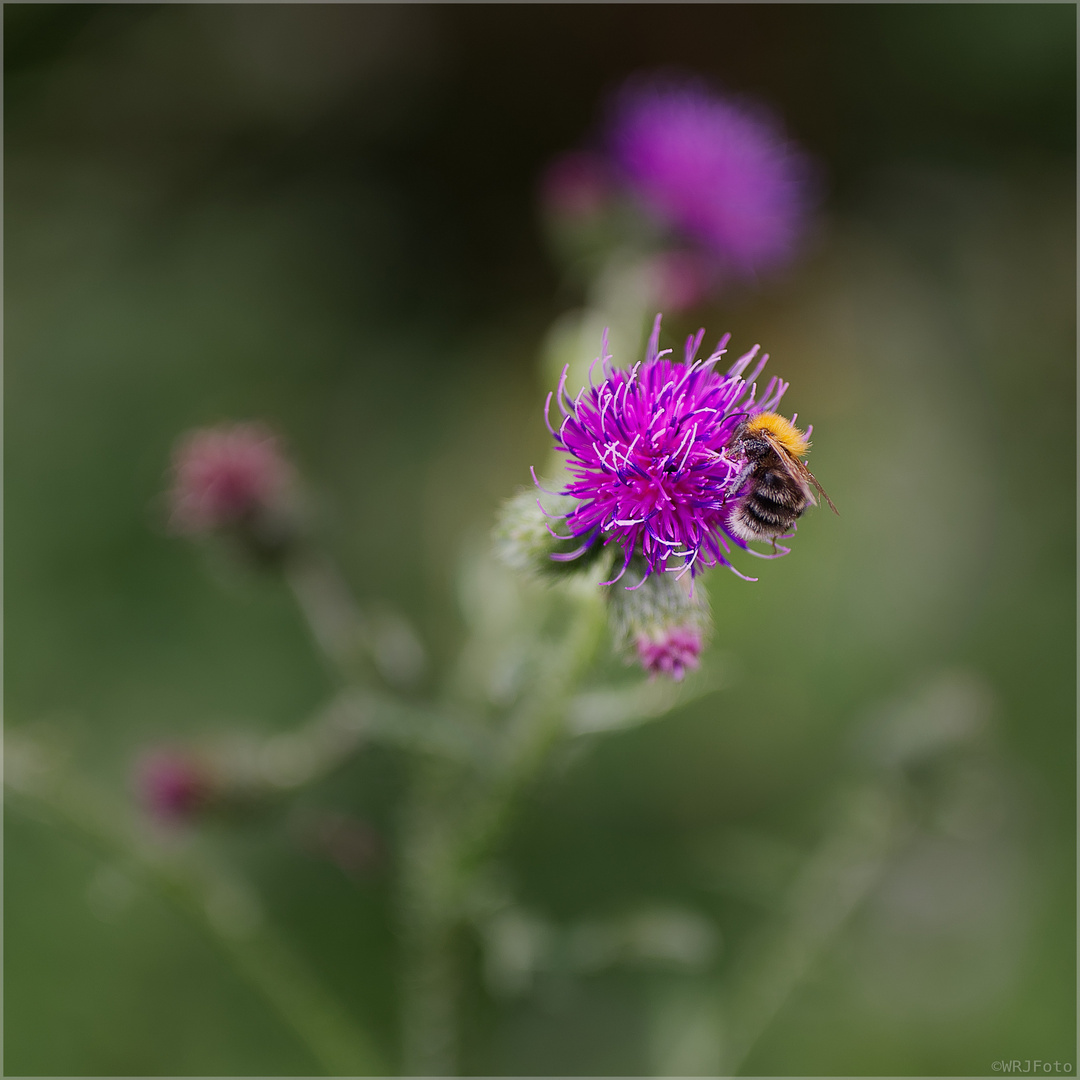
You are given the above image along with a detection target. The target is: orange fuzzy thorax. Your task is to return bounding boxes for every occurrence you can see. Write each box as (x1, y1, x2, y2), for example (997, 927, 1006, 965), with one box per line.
(745, 412, 810, 457)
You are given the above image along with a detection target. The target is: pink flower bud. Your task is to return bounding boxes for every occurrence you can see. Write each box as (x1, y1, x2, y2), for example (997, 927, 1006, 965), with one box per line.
(136, 748, 213, 822)
(635, 625, 704, 682)
(168, 423, 293, 536)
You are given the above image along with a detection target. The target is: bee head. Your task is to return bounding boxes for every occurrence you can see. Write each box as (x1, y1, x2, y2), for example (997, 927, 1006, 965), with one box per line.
(744, 412, 810, 458)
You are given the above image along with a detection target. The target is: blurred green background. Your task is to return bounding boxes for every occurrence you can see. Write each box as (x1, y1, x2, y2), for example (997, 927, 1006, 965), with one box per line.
(5, 4, 1075, 1075)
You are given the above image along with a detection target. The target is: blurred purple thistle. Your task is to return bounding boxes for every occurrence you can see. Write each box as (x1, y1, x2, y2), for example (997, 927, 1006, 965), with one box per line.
(543, 314, 791, 585)
(608, 77, 814, 274)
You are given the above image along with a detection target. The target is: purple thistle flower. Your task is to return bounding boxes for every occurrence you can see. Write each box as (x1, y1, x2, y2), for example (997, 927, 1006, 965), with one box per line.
(608, 78, 813, 274)
(543, 314, 792, 586)
(636, 625, 703, 682)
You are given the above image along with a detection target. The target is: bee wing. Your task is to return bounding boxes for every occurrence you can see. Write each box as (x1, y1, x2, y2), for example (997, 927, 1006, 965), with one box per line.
(762, 431, 840, 516)
(804, 466, 839, 515)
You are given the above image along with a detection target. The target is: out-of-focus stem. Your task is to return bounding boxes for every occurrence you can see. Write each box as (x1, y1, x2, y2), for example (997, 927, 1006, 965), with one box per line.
(5, 732, 384, 1077)
(719, 783, 906, 1075)
(284, 547, 371, 681)
(238, 688, 485, 798)
(398, 589, 607, 1076)
(459, 588, 608, 871)
(399, 762, 462, 1077)
(284, 546, 427, 692)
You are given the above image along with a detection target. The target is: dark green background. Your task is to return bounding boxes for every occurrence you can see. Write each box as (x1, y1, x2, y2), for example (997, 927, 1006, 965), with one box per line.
(6, 4, 1075, 1075)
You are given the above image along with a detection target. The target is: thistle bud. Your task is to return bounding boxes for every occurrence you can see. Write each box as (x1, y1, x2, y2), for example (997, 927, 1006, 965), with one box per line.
(166, 422, 302, 563)
(634, 625, 705, 682)
(493, 487, 613, 581)
(606, 563, 711, 681)
(135, 748, 215, 823)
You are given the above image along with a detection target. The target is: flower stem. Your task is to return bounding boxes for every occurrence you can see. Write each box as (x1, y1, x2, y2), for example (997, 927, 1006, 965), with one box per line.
(284, 545, 427, 693)
(461, 589, 608, 870)
(284, 546, 372, 682)
(718, 784, 905, 1075)
(397, 589, 607, 1075)
(398, 760, 463, 1076)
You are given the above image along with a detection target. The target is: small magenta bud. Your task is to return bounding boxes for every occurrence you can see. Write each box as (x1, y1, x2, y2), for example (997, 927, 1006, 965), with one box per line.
(606, 559, 712, 680)
(168, 422, 294, 536)
(635, 625, 704, 682)
(136, 748, 213, 822)
(166, 422, 304, 563)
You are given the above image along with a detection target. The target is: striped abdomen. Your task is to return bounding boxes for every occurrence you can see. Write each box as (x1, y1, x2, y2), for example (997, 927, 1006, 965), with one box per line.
(728, 453, 812, 542)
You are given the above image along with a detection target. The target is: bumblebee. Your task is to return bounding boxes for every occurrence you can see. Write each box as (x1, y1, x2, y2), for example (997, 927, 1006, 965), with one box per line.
(726, 412, 838, 544)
